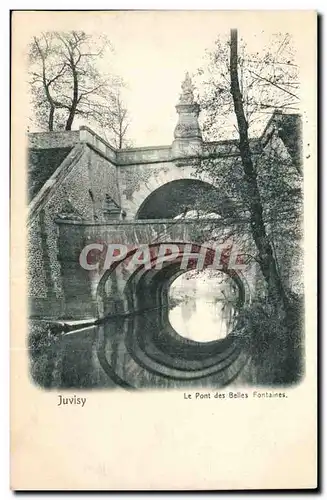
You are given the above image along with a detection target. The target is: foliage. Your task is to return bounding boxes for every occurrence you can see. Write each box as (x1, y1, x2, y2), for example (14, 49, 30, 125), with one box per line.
(101, 89, 133, 149)
(235, 297, 304, 385)
(195, 32, 299, 141)
(191, 31, 303, 301)
(28, 321, 61, 388)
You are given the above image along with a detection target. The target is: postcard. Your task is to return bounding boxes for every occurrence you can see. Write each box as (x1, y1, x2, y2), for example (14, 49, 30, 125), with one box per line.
(11, 10, 317, 490)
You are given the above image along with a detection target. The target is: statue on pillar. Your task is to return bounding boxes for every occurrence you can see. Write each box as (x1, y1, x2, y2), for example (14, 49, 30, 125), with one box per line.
(172, 72, 203, 156)
(179, 72, 195, 105)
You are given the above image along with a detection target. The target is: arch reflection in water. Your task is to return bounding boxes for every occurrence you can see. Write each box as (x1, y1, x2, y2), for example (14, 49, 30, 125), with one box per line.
(169, 269, 238, 343)
(30, 265, 248, 390)
(96, 308, 248, 390)
(31, 303, 248, 390)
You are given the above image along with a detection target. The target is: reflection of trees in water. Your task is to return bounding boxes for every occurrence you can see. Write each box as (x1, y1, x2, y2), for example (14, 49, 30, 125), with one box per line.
(181, 296, 197, 323)
(214, 299, 235, 334)
(168, 269, 241, 341)
(168, 269, 242, 341)
(170, 295, 235, 341)
(214, 286, 240, 330)
(168, 290, 196, 311)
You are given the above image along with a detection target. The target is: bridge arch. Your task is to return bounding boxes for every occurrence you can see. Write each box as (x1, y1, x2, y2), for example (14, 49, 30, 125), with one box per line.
(95, 242, 252, 387)
(135, 178, 221, 220)
(56, 219, 256, 387)
(96, 242, 251, 319)
(120, 164, 220, 218)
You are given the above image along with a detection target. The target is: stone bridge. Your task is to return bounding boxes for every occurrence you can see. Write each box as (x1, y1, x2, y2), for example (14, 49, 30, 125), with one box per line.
(52, 217, 255, 388)
(28, 73, 295, 322)
(26, 73, 300, 388)
(57, 218, 255, 321)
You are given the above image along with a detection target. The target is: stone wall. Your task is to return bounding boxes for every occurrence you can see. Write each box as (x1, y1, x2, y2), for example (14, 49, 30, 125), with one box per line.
(27, 113, 302, 318)
(79, 126, 117, 163)
(56, 218, 255, 320)
(28, 144, 120, 317)
(117, 161, 216, 219)
(116, 145, 171, 165)
(28, 131, 80, 150)
(259, 130, 303, 294)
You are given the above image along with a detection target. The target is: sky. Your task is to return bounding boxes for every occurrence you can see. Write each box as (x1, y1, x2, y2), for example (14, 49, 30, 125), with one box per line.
(21, 10, 308, 147)
(94, 13, 277, 146)
(105, 13, 228, 146)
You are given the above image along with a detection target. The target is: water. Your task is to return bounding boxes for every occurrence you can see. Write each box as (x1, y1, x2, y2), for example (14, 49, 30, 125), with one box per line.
(169, 295, 235, 342)
(168, 269, 237, 342)
(29, 297, 238, 390)
(29, 273, 239, 389)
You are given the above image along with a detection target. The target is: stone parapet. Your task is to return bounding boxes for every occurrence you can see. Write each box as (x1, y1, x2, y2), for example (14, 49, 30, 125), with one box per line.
(28, 130, 80, 150)
(116, 145, 172, 165)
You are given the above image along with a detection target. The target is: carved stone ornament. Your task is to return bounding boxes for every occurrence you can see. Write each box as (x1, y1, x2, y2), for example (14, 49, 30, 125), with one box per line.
(56, 199, 84, 221)
(178, 72, 195, 105)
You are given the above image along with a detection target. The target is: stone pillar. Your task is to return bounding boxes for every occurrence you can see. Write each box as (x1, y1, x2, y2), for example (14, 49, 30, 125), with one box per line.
(171, 72, 203, 162)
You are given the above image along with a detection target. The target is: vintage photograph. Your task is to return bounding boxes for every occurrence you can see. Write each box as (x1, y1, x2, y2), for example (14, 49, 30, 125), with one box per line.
(10, 9, 318, 491)
(26, 12, 305, 391)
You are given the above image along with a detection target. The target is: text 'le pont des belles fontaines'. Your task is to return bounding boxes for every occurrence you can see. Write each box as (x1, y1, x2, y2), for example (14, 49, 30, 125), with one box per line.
(184, 391, 288, 400)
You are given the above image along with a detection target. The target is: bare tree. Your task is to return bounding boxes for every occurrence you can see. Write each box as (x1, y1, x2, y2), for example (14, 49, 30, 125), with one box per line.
(229, 29, 288, 307)
(28, 31, 129, 136)
(192, 30, 302, 310)
(101, 89, 132, 149)
(196, 32, 299, 141)
(186, 31, 304, 383)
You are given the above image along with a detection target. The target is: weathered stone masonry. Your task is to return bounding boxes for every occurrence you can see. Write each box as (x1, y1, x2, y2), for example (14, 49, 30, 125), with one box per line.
(27, 74, 302, 319)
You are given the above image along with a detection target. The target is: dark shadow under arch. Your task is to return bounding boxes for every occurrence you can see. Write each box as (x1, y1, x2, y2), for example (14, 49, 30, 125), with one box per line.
(136, 178, 221, 219)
